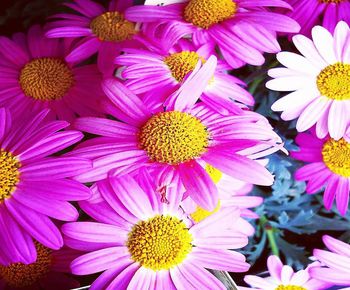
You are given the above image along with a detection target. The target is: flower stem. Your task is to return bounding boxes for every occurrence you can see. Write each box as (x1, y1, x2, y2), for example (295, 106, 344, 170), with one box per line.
(260, 215, 280, 257)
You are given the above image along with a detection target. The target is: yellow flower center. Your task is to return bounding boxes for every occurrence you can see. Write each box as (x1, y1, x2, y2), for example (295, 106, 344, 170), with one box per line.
(126, 215, 193, 271)
(138, 111, 209, 165)
(0, 243, 52, 288)
(164, 51, 205, 82)
(90, 12, 136, 42)
(316, 63, 350, 101)
(275, 286, 307, 290)
(19, 58, 74, 101)
(322, 138, 350, 177)
(191, 201, 221, 222)
(0, 150, 20, 202)
(184, 0, 237, 29)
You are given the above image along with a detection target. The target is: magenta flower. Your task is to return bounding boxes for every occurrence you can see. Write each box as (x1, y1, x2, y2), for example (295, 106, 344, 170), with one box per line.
(267, 21, 350, 140)
(116, 36, 254, 114)
(0, 108, 91, 265)
(46, 0, 136, 65)
(69, 74, 283, 211)
(292, 129, 350, 215)
(310, 235, 350, 287)
(63, 173, 250, 289)
(124, 0, 300, 68)
(241, 255, 330, 290)
(286, 0, 350, 36)
(0, 25, 103, 122)
(0, 243, 80, 290)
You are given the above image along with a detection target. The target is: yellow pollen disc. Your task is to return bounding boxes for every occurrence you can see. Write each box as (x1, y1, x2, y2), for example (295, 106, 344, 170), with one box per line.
(0, 150, 20, 202)
(322, 138, 350, 177)
(184, 0, 237, 29)
(191, 201, 221, 223)
(138, 111, 209, 165)
(0, 242, 52, 288)
(316, 63, 350, 100)
(205, 164, 223, 184)
(275, 286, 307, 290)
(126, 215, 193, 271)
(90, 12, 136, 42)
(19, 57, 74, 101)
(164, 51, 205, 82)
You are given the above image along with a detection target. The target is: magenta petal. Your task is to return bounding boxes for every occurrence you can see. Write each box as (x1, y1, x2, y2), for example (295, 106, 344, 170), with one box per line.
(65, 37, 100, 63)
(191, 247, 250, 272)
(62, 222, 128, 245)
(71, 246, 130, 275)
(106, 262, 140, 290)
(20, 157, 92, 180)
(108, 175, 154, 220)
(13, 190, 79, 222)
(202, 150, 274, 186)
(5, 198, 63, 250)
(90, 257, 134, 290)
(0, 205, 36, 264)
(179, 160, 218, 211)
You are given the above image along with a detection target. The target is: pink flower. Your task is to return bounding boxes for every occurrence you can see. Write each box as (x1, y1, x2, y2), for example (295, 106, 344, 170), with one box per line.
(124, 0, 300, 68)
(0, 108, 91, 265)
(46, 0, 137, 67)
(69, 71, 283, 211)
(241, 255, 330, 290)
(291, 129, 350, 215)
(286, 0, 350, 36)
(115, 36, 254, 114)
(0, 243, 80, 290)
(267, 21, 350, 140)
(63, 173, 250, 289)
(310, 235, 350, 288)
(0, 25, 103, 122)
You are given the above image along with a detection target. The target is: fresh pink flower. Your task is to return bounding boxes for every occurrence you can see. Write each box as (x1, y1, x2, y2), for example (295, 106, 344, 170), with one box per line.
(115, 36, 254, 114)
(292, 129, 350, 215)
(124, 0, 300, 68)
(63, 173, 251, 289)
(69, 70, 283, 211)
(0, 108, 91, 265)
(0, 25, 103, 122)
(46, 0, 136, 68)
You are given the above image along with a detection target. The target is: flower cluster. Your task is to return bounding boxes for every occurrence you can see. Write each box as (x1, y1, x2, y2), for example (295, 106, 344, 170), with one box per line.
(0, 0, 349, 289)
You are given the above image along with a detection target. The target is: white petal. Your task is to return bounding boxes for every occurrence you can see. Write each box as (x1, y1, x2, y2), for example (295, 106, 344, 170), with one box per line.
(276, 52, 320, 75)
(312, 26, 338, 64)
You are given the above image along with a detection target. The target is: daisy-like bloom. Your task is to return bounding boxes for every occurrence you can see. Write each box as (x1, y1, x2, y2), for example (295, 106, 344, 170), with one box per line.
(63, 173, 251, 290)
(46, 0, 136, 65)
(241, 255, 330, 290)
(0, 108, 91, 265)
(70, 74, 284, 211)
(286, 0, 350, 36)
(116, 36, 254, 114)
(310, 235, 350, 287)
(124, 0, 300, 68)
(267, 21, 350, 140)
(0, 242, 80, 290)
(291, 129, 350, 215)
(0, 25, 103, 122)
(182, 164, 262, 236)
